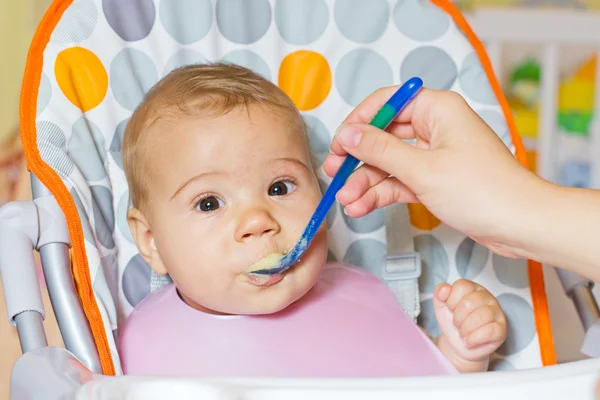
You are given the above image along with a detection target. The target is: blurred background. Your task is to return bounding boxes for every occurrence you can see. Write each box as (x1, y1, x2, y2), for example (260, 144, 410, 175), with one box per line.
(1, 0, 599, 398)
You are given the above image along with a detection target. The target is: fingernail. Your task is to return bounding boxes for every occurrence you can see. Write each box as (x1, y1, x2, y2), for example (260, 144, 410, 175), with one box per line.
(343, 206, 349, 216)
(337, 125, 362, 148)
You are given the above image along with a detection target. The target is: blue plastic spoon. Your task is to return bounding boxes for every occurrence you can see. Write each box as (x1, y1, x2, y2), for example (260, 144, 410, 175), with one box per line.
(252, 77, 424, 275)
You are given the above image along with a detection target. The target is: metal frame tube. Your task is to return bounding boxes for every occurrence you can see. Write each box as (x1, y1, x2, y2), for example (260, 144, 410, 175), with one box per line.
(31, 175, 103, 373)
(14, 311, 48, 352)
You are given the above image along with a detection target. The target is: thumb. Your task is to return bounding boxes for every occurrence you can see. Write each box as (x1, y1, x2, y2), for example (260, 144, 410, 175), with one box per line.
(334, 123, 426, 187)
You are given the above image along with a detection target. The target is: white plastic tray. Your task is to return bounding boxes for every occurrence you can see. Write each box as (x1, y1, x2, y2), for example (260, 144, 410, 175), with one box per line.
(75, 358, 600, 400)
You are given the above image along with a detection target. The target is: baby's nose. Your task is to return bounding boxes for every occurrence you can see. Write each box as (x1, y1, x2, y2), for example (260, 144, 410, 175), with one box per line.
(235, 209, 281, 242)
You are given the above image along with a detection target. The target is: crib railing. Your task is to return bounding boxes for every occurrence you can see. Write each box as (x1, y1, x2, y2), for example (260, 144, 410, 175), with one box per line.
(466, 8, 600, 358)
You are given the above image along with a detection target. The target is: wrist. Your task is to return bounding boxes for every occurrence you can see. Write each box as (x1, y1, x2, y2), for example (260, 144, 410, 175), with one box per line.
(494, 169, 557, 260)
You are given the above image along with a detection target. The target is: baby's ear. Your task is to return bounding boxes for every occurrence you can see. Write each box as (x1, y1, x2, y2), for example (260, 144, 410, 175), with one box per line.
(127, 208, 168, 275)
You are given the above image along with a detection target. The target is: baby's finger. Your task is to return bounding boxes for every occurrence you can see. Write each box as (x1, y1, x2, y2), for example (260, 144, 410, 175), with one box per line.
(434, 283, 452, 304)
(464, 321, 507, 349)
(458, 305, 500, 338)
(445, 279, 479, 311)
(343, 177, 418, 218)
(336, 165, 390, 205)
(453, 290, 497, 328)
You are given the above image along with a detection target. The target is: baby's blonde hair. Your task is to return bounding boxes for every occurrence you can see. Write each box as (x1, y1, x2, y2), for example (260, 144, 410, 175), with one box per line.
(122, 63, 307, 211)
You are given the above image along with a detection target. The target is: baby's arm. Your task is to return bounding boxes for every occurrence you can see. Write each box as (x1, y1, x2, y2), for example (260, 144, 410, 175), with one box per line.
(430, 280, 507, 374)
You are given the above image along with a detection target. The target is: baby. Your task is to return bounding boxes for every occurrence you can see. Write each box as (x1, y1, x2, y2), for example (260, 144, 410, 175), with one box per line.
(118, 64, 507, 377)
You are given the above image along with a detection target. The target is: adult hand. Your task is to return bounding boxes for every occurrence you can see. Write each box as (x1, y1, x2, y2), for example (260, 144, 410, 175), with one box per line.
(323, 88, 549, 259)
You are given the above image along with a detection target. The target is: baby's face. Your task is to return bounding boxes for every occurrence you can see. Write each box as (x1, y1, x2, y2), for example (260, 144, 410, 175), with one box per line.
(143, 105, 328, 315)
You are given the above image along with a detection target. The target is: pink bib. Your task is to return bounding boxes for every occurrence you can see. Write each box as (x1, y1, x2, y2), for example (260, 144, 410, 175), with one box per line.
(119, 263, 457, 377)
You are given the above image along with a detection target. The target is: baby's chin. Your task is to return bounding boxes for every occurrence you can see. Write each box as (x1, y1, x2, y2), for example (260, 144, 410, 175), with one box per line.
(181, 270, 319, 316)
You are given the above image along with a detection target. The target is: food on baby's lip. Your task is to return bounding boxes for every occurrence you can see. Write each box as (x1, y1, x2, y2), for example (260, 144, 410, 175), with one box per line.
(245, 252, 284, 273)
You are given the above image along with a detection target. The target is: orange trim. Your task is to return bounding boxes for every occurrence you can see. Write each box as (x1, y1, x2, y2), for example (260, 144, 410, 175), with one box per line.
(528, 260, 557, 365)
(19, 0, 115, 375)
(432, 0, 556, 366)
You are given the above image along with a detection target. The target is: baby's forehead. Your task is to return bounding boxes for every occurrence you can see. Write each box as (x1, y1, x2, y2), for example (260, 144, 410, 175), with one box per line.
(143, 103, 310, 158)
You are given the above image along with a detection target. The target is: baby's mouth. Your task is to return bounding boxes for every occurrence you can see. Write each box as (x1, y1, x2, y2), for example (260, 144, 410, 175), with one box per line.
(244, 272, 285, 287)
(244, 252, 285, 274)
(242, 249, 289, 287)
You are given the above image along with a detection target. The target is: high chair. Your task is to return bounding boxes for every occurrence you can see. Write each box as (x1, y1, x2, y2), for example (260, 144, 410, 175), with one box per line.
(1, 0, 599, 398)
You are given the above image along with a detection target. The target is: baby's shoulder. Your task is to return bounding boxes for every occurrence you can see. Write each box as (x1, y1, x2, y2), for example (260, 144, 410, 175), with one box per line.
(119, 284, 178, 336)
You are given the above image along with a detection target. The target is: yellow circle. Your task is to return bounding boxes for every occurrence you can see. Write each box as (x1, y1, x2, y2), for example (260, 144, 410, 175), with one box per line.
(408, 203, 441, 231)
(278, 50, 331, 111)
(55, 47, 108, 112)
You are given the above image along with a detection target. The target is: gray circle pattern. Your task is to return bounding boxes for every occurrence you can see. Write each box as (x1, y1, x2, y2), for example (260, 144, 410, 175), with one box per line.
(456, 237, 489, 280)
(490, 358, 516, 371)
(304, 115, 330, 167)
(496, 293, 535, 356)
(103, 0, 155, 41)
(342, 207, 384, 234)
(216, 0, 272, 44)
(393, 0, 450, 41)
(109, 118, 128, 170)
(401, 47, 457, 90)
(37, 73, 52, 116)
(117, 190, 134, 244)
(414, 234, 449, 294)
(163, 49, 207, 76)
(100, 255, 119, 303)
(343, 239, 386, 278)
(477, 109, 512, 148)
(71, 188, 95, 245)
(51, 0, 98, 44)
(68, 117, 106, 182)
(418, 298, 440, 338)
(122, 254, 152, 307)
(36, 121, 75, 178)
(336, 48, 393, 106)
(93, 256, 118, 325)
(221, 50, 271, 80)
(275, 0, 328, 45)
(159, 0, 212, 45)
(459, 52, 497, 105)
(91, 185, 115, 249)
(110, 48, 158, 111)
(334, 0, 389, 43)
(493, 255, 529, 289)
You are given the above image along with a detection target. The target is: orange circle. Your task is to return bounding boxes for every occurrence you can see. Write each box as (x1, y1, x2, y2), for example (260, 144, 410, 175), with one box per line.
(55, 47, 108, 112)
(408, 203, 441, 231)
(278, 50, 331, 111)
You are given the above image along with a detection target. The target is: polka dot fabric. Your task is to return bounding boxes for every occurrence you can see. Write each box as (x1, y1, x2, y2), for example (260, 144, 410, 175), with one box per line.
(33, 0, 541, 374)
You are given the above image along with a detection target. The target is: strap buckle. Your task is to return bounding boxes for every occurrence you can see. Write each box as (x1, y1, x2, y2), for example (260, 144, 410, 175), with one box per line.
(382, 252, 421, 281)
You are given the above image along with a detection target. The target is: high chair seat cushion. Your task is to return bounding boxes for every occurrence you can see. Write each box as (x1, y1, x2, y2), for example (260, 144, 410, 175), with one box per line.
(21, 0, 555, 375)
(119, 263, 457, 377)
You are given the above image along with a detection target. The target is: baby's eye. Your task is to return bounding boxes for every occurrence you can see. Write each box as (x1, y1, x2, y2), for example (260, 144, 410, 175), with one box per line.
(268, 180, 296, 196)
(195, 195, 225, 212)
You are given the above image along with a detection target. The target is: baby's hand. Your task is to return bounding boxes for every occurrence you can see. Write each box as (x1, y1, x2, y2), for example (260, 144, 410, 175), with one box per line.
(433, 279, 507, 373)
